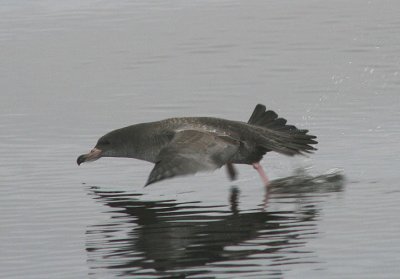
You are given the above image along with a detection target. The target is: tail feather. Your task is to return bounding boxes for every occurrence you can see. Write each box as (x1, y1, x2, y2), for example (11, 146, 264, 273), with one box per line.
(248, 105, 278, 126)
(248, 104, 318, 156)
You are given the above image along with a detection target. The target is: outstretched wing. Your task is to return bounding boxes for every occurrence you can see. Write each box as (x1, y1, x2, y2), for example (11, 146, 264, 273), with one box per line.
(145, 130, 239, 186)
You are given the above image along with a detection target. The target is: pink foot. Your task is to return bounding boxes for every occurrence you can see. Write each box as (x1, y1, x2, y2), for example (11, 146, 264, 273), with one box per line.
(252, 162, 269, 186)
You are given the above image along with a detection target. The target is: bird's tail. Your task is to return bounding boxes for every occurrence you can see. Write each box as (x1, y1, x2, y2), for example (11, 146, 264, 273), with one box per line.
(248, 104, 318, 156)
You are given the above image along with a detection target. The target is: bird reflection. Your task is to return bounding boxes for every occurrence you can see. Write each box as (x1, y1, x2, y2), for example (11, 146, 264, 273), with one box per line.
(86, 170, 344, 278)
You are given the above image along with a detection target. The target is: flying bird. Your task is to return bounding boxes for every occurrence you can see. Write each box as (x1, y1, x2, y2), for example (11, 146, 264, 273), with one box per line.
(77, 104, 317, 186)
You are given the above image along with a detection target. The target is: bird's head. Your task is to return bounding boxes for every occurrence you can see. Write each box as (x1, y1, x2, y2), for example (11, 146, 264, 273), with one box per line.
(77, 131, 125, 165)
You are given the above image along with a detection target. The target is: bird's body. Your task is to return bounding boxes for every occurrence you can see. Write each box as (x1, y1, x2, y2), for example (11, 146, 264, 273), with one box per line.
(77, 104, 317, 186)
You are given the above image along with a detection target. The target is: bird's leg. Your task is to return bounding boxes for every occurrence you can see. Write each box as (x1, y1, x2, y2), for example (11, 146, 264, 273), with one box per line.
(252, 162, 269, 186)
(226, 163, 237, 181)
(252, 162, 270, 210)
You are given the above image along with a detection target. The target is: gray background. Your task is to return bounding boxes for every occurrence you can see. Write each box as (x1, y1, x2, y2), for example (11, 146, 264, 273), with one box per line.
(1, 1, 399, 278)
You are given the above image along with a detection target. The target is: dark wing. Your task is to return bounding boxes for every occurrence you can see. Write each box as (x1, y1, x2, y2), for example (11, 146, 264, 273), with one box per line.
(145, 130, 239, 186)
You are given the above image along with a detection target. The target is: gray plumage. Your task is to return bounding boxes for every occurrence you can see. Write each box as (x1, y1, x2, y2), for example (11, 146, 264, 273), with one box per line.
(77, 104, 318, 186)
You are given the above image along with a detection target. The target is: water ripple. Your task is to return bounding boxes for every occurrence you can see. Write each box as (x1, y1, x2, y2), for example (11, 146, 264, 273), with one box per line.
(86, 171, 344, 278)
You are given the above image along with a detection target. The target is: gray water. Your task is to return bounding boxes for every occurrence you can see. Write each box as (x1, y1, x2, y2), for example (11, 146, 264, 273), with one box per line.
(1, 1, 400, 278)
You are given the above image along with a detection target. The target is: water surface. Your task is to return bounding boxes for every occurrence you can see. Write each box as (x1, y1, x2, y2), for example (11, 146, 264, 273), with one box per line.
(1, 1, 399, 278)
